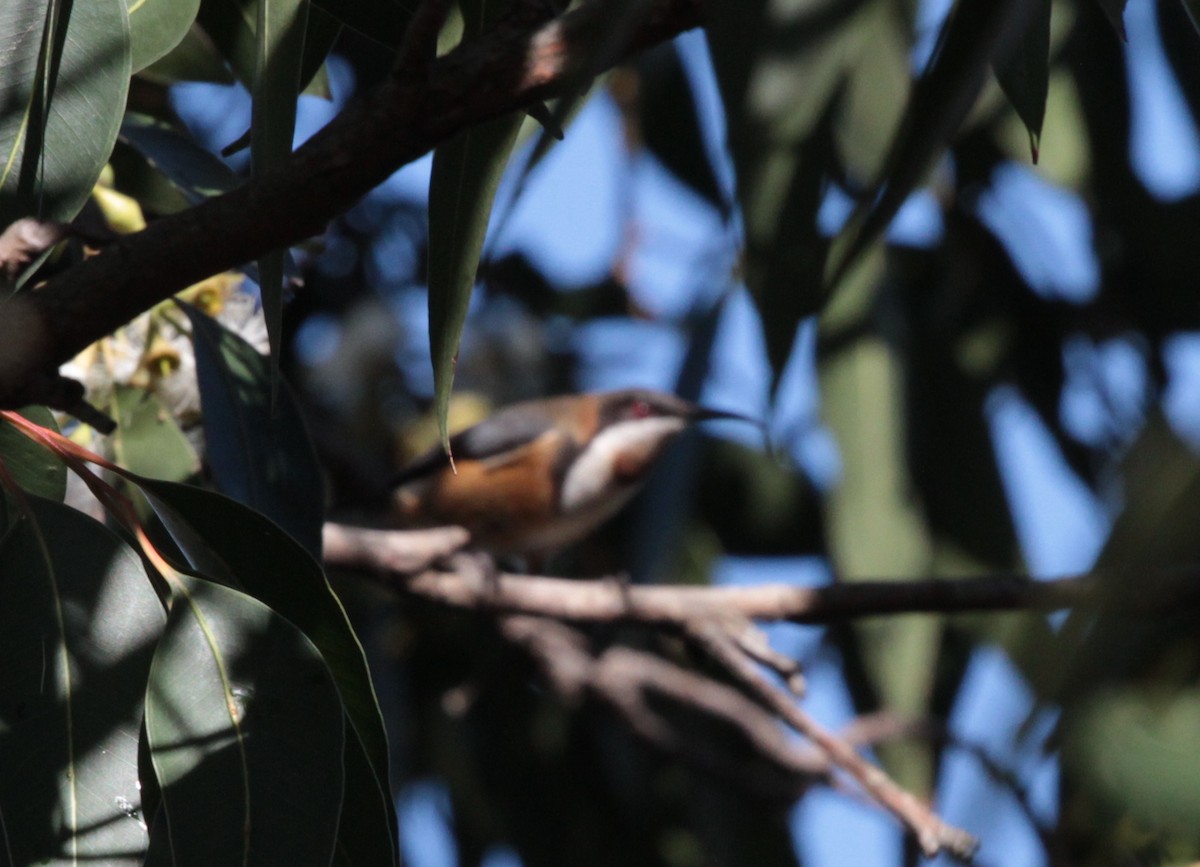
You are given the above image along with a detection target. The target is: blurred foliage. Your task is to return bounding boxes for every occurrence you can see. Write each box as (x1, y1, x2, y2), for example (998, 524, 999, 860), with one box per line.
(5, 0, 1200, 864)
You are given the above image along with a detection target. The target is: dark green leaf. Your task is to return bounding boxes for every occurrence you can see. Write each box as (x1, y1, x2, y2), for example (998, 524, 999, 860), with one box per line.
(144, 574, 344, 866)
(109, 385, 200, 483)
(1096, 0, 1127, 39)
(310, 0, 413, 48)
(829, 0, 1030, 287)
(635, 42, 728, 214)
(0, 497, 165, 866)
(134, 478, 399, 864)
(993, 0, 1050, 162)
(0, 407, 66, 503)
(180, 302, 324, 556)
(0, 0, 131, 227)
(120, 113, 243, 203)
(127, 0, 202, 72)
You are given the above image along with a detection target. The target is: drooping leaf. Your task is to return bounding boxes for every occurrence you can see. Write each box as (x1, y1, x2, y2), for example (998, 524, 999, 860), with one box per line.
(0, 406, 66, 504)
(427, 0, 524, 452)
(993, 0, 1050, 162)
(635, 42, 729, 215)
(0, 0, 131, 228)
(829, 0, 1031, 287)
(120, 113, 243, 203)
(0, 497, 166, 866)
(144, 573, 344, 866)
(127, 0, 202, 72)
(180, 301, 324, 557)
(110, 384, 200, 483)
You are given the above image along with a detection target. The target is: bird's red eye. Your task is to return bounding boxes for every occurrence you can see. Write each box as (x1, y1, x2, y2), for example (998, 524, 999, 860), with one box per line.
(631, 400, 651, 418)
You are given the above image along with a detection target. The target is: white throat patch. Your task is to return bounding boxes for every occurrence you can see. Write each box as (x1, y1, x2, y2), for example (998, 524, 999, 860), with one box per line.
(559, 417, 686, 513)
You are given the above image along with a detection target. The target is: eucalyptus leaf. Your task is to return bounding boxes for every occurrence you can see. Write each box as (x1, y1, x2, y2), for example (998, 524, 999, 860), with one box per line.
(0, 0, 131, 227)
(127, 0, 202, 72)
(145, 574, 344, 866)
(0, 406, 66, 503)
(992, 0, 1050, 162)
(133, 477, 399, 864)
(0, 497, 165, 866)
(120, 113, 242, 204)
(181, 302, 324, 557)
(110, 385, 200, 483)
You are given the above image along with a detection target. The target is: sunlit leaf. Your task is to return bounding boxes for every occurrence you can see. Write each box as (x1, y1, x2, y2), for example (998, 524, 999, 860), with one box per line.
(427, 0, 524, 452)
(127, 0, 201, 72)
(0, 0, 131, 228)
(181, 302, 324, 556)
(144, 574, 344, 866)
(0, 497, 165, 866)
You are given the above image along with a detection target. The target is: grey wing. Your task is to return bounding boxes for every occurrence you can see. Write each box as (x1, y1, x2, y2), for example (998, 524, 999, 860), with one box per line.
(392, 400, 560, 485)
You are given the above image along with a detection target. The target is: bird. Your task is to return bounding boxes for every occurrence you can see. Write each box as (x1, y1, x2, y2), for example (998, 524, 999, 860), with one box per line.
(391, 388, 751, 562)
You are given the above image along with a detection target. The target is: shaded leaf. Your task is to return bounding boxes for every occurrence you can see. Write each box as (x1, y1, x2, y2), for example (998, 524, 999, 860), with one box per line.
(635, 43, 728, 213)
(0, 406, 66, 505)
(127, 0, 202, 72)
(1096, 0, 1127, 39)
(1184, 0, 1200, 35)
(993, 0, 1050, 162)
(180, 302, 324, 557)
(120, 113, 242, 203)
(144, 574, 344, 866)
(310, 0, 414, 48)
(0, 0, 131, 228)
(0, 497, 165, 866)
(110, 384, 200, 483)
(134, 477, 398, 866)
(829, 0, 1031, 286)
(138, 22, 237, 85)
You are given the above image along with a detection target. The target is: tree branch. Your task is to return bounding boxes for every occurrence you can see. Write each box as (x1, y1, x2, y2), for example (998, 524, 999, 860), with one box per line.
(0, 0, 703, 409)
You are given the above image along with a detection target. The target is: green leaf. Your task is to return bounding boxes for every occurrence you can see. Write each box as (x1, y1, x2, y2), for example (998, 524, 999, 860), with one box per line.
(144, 574, 344, 866)
(427, 0, 524, 452)
(310, 0, 413, 49)
(1096, 0, 1127, 39)
(120, 113, 243, 203)
(636, 42, 728, 215)
(110, 385, 200, 483)
(133, 478, 399, 864)
(138, 23, 237, 85)
(0, 497, 166, 866)
(251, 0, 309, 372)
(1183, 0, 1200, 35)
(0, 406, 66, 503)
(829, 0, 1031, 287)
(993, 0, 1050, 162)
(181, 301, 324, 557)
(127, 0, 201, 72)
(0, 0, 131, 227)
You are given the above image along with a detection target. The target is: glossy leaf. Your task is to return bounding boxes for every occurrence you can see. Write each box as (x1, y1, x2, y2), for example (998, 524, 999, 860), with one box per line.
(134, 477, 399, 864)
(181, 302, 324, 556)
(0, 406, 65, 503)
(0, 0, 131, 228)
(993, 0, 1050, 162)
(0, 497, 165, 866)
(127, 0, 202, 72)
(144, 574, 344, 866)
(110, 385, 200, 483)
(427, 0, 524, 452)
